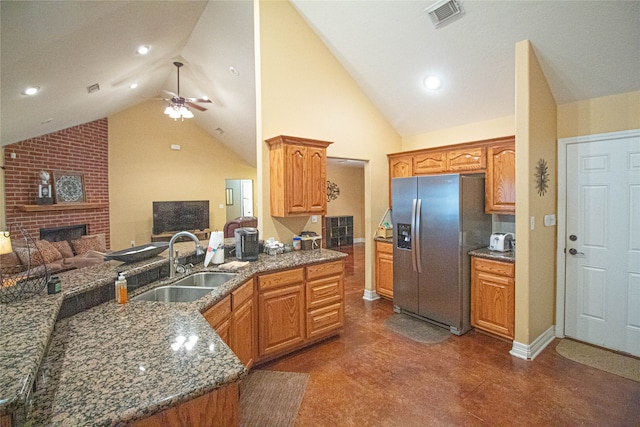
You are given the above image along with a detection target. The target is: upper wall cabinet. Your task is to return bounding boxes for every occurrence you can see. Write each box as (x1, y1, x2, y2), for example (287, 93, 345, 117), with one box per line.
(266, 135, 333, 217)
(387, 136, 514, 211)
(485, 139, 516, 214)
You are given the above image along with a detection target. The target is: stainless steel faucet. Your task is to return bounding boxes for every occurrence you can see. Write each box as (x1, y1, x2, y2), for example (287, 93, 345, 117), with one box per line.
(168, 231, 205, 278)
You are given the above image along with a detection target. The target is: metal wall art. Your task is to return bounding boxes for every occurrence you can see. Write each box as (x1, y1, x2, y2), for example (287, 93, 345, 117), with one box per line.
(327, 181, 340, 202)
(535, 158, 550, 196)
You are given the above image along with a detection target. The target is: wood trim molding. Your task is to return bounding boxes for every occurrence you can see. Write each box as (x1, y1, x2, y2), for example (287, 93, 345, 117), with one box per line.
(509, 326, 556, 361)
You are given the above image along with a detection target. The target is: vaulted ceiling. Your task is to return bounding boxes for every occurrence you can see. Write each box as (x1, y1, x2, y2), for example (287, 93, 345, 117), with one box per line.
(2, 1, 639, 168)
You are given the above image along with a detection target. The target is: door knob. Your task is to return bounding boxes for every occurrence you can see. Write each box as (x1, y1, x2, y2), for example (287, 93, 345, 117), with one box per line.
(568, 248, 584, 255)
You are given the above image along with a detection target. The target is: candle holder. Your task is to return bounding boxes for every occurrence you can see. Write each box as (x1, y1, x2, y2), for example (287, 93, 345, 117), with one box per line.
(36, 170, 53, 205)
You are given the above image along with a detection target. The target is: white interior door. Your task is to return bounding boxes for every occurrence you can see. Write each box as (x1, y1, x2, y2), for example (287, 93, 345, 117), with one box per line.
(564, 132, 640, 357)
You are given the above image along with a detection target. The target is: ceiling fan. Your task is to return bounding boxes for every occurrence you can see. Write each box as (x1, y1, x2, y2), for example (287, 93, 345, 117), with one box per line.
(162, 61, 211, 120)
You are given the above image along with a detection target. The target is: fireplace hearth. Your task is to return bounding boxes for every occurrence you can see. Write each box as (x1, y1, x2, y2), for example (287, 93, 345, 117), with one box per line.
(40, 224, 88, 242)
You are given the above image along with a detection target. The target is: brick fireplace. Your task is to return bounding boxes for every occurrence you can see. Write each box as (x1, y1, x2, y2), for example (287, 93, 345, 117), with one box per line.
(3, 118, 110, 248)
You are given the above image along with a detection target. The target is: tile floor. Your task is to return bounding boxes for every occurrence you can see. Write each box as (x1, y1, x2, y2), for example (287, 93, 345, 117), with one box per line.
(261, 244, 640, 426)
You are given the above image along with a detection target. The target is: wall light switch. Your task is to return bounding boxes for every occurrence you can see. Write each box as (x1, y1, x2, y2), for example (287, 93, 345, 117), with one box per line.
(219, 204, 224, 209)
(10, 153, 16, 159)
(171, 144, 181, 150)
(544, 214, 556, 227)
(530, 216, 535, 230)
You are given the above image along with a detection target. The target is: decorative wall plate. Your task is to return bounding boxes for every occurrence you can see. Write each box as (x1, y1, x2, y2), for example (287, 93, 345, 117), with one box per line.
(535, 158, 549, 196)
(53, 171, 85, 203)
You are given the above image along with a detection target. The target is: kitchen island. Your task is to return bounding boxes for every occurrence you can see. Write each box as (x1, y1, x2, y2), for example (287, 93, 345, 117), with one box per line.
(0, 241, 346, 426)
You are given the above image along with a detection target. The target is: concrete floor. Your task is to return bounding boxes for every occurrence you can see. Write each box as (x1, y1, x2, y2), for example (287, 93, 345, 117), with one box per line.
(261, 244, 640, 426)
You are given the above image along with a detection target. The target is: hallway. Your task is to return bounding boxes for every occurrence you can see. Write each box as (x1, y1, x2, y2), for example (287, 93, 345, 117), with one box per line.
(261, 244, 640, 426)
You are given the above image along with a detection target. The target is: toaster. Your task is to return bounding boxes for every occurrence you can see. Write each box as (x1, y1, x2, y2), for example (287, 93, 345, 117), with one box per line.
(489, 233, 513, 252)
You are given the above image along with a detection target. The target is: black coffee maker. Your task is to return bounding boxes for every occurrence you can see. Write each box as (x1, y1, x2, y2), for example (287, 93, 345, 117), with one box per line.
(234, 227, 260, 261)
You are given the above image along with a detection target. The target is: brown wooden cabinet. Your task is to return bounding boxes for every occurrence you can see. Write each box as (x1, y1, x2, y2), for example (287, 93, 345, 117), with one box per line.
(202, 279, 256, 369)
(387, 136, 515, 210)
(231, 279, 256, 369)
(202, 295, 232, 345)
(305, 260, 344, 340)
(388, 154, 414, 206)
(375, 240, 393, 299)
(413, 150, 448, 175)
(257, 268, 306, 359)
(471, 257, 515, 340)
(486, 140, 516, 214)
(265, 135, 332, 217)
(447, 147, 486, 171)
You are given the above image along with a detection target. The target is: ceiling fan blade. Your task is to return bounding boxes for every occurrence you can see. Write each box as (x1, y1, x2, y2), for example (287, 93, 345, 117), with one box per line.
(162, 90, 178, 98)
(186, 97, 212, 104)
(187, 102, 207, 112)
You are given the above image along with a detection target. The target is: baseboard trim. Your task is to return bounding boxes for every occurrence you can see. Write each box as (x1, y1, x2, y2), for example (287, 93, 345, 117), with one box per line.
(510, 325, 556, 360)
(362, 289, 380, 301)
(354, 237, 365, 244)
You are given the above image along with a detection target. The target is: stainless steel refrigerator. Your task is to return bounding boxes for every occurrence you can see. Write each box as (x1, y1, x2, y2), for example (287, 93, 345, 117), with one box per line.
(391, 174, 491, 335)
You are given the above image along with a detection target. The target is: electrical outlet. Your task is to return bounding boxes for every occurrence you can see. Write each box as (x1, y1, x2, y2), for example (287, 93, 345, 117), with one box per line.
(131, 240, 135, 247)
(311, 215, 318, 223)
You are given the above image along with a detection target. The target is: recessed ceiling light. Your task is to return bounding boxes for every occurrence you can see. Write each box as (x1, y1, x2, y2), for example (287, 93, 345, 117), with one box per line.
(229, 66, 239, 76)
(423, 75, 442, 90)
(129, 83, 138, 89)
(136, 45, 150, 55)
(22, 86, 40, 96)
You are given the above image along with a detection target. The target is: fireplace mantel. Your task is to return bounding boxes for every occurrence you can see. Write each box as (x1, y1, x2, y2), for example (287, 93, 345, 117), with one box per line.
(16, 202, 108, 212)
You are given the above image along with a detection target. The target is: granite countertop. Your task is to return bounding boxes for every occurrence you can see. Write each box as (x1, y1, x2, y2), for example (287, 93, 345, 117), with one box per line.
(1, 240, 347, 425)
(468, 247, 516, 263)
(374, 236, 393, 244)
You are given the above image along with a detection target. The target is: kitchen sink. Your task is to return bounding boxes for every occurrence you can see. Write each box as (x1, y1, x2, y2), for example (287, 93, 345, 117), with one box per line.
(170, 272, 237, 288)
(131, 285, 214, 302)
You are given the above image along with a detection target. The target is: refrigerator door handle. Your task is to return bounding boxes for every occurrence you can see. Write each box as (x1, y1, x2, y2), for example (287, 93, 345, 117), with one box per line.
(411, 198, 418, 272)
(415, 198, 422, 273)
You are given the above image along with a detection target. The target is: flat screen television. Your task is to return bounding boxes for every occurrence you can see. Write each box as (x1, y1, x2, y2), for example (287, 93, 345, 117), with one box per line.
(152, 201, 210, 235)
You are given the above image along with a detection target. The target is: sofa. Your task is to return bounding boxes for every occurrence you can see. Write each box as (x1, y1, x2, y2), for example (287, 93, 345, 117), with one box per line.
(0, 234, 107, 274)
(223, 216, 258, 238)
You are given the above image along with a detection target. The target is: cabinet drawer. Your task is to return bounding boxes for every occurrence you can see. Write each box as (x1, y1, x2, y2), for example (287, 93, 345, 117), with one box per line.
(473, 257, 515, 277)
(202, 295, 231, 329)
(306, 261, 343, 280)
(232, 279, 254, 309)
(307, 302, 344, 339)
(376, 241, 393, 255)
(307, 275, 343, 309)
(258, 268, 304, 290)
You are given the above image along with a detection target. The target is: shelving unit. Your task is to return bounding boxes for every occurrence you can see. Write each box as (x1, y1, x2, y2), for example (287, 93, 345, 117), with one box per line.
(323, 216, 353, 249)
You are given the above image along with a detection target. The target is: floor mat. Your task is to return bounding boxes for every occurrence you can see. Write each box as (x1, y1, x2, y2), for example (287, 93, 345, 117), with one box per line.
(556, 339, 640, 383)
(239, 369, 309, 427)
(384, 313, 451, 344)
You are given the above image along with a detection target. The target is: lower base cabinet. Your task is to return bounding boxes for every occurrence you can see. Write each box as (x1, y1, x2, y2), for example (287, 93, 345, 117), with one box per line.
(133, 381, 238, 427)
(202, 279, 256, 368)
(471, 257, 515, 340)
(203, 259, 345, 368)
(258, 269, 306, 359)
(375, 241, 393, 299)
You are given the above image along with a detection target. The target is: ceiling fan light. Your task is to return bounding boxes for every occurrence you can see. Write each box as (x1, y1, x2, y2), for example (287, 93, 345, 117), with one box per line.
(182, 108, 194, 119)
(169, 109, 181, 119)
(164, 105, 174, 115)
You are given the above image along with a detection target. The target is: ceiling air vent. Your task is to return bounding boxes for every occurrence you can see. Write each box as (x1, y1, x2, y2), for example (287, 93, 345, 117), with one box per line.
(425, 0, 464, 29)
(86, 83, 100, 94)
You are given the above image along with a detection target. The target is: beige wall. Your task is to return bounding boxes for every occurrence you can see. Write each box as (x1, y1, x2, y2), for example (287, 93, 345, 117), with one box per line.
(326, 163, 365, 240)
(257, 0, 401, 292)
(558, 90, 640, 139)
(108, 101, 256, 250)
(514, 40, 558, 345)
(402, 115, 515, 151)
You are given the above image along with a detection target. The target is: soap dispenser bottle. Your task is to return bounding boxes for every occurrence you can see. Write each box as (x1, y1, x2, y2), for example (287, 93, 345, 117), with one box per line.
(115, 273, 128, 304)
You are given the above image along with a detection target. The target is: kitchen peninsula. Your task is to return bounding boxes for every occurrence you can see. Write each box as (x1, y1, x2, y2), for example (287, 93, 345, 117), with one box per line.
(1, 241, 346, 426)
